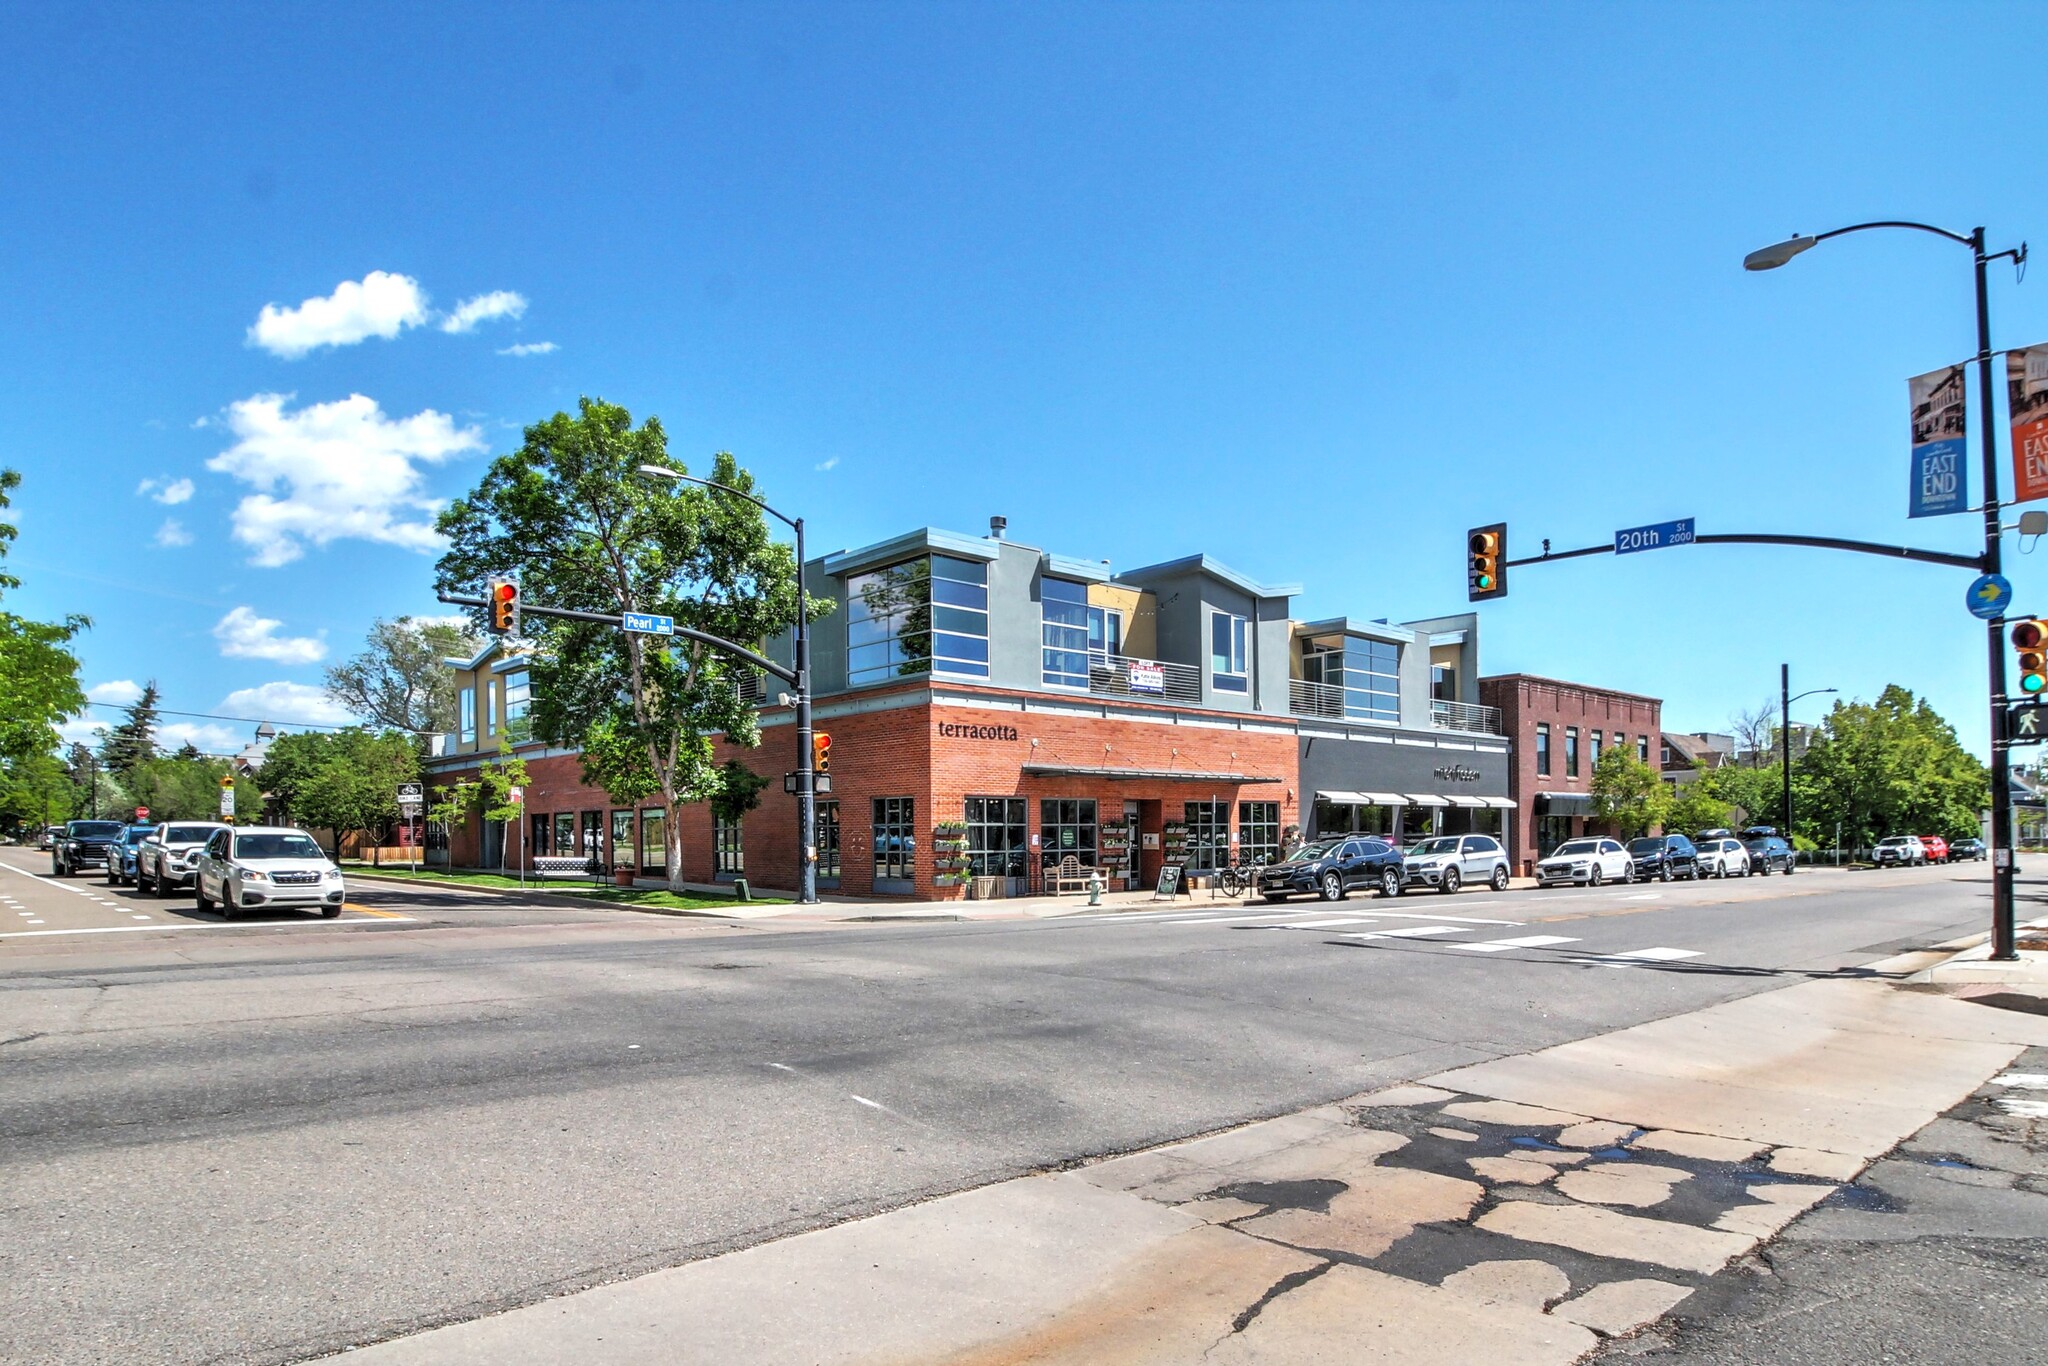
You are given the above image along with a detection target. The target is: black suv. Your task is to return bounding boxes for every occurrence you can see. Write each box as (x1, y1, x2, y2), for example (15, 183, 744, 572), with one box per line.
(1257, 836, 1406, 902)
(52, 819, 125, 877)
(1627, 834, 1701, 882)
(1741, 827, 1797, 875)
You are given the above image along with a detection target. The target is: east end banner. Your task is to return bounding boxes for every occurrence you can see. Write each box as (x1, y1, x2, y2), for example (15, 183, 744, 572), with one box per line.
(1908, 365, 1967, 518)
(2009, 345, 2048, 506)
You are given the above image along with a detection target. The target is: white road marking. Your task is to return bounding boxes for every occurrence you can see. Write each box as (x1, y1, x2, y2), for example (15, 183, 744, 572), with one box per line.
(1992, 1073, 2048, 1091)
(1995, 1097, 2048, 1119)
(850, 1094, 884, 1109)
(1281, 917, 1382, 929)
(0, 917, 408, 940)
(1457, 935, 1582, 953)
(130, 915, 153, 921)
(1351, 925, 1475, 940)
(767, 1063, 797, 1073)
(1357, 909, 1524, 927)
(1601, 947, 1704, 962)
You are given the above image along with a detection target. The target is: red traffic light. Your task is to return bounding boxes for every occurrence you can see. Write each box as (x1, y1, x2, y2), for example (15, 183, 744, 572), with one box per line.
(487, 576, 520, 635)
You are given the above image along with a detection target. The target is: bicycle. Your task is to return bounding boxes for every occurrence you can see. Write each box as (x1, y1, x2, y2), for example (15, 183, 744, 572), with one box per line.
(1216, 855, 1268, 899)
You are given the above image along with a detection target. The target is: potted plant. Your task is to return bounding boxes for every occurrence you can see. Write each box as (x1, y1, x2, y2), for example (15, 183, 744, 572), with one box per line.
(613, 862, 637, 887)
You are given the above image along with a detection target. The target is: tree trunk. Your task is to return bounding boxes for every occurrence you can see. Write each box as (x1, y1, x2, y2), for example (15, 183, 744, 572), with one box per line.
(665, 798, 685, 894)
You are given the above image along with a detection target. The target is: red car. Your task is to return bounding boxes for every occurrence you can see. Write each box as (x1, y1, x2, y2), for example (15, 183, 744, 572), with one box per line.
(1919, 836, 1950, 865)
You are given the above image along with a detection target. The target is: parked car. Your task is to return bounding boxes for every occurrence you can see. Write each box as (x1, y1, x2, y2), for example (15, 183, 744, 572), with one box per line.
(1873, 835, 1927, 868)
(1694, 836, 1751, 878)
(1257, 835, 1406, 902)
(134, 821, 231, 896)
(1950, 837, 1988, 862)
(1400, 833, 1512, 894)
(1536, 838, 1635, 888)
(103, 823, 157, 885)
(1627, 834, 1701, 882)
(192, 826, 347, 919)
(1919, 835, 1952, 865)
(51, 819, 125, 877)
(37, 825, 63, 851)
(1741, 832, 1797, 876)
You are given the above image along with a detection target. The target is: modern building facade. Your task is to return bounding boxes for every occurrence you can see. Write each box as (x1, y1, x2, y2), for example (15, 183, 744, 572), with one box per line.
(1480, 674, 1663, 876)
(429, 521, 1512, 897)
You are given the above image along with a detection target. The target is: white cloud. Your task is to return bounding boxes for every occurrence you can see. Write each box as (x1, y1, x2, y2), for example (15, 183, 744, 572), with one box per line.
(58, 717, 109, 747)
(814, 456, 840, 472)
(496, 341, 557, 356)
(136, 476, 194, 505)
(154, 518, 193, 548)
(441, 290, 527, 333)
(219, 681, 356, 728)
(206, 392, 486, 567)
(247, 271, 429, 359)
(87, 679, 144, 705)
(213, 605, 327, 664)
(157, 721, 244, 755)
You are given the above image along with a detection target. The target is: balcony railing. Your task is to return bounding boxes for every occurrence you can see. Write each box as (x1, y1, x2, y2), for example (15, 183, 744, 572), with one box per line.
(1432, 699, 1503, 736)
(732, 670, 769, 705)
(1289, 678, 1346, 719)
(1088, 653, 1201, 703)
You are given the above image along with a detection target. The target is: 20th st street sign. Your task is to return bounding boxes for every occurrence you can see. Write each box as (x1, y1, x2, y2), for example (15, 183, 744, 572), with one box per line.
(1615, 517, 1696, 555)
(2009, 701, 2048, 746)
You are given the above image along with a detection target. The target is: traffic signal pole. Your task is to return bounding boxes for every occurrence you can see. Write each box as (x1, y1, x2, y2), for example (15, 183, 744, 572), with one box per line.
(1972, 228, 2020, 961)
(793, 516, 817, 908)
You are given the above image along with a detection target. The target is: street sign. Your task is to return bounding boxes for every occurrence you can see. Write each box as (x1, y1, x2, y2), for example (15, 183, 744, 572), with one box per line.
(507, 785, 524, 806)
(397, 782, 423, 802)
(1969, 574, 2013, 620)
(1615, 517, 1696, 555)
(134, 806, 149, 821)
(219, 783, 235, 818)
(622, 611, 676, 636)
(2009, 701, 2048, 745)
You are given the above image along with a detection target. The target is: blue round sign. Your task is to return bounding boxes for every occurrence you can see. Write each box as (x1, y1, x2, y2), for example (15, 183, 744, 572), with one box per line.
(1968, 573, 2013, 620)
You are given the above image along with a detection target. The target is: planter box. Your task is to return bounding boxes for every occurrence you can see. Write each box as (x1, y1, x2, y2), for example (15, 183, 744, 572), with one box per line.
(614, 868, 636, 886)
(969, 875, 1005, 900)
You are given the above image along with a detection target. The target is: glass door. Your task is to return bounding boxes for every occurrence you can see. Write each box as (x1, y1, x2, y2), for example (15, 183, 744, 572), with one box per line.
(965, 796, 1028, 896)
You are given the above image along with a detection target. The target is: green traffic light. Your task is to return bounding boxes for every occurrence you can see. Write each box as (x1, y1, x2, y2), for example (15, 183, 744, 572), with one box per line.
(2024, 673, 2047, 694)
(1474, 572, 1494, 590)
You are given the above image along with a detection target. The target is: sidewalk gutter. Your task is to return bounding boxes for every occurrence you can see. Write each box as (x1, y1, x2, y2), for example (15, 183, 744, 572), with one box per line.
(328, 967, 2048, 1366)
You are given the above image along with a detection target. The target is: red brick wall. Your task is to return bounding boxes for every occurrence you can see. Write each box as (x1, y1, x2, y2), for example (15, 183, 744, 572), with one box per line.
(1479, 674, 1662, 875)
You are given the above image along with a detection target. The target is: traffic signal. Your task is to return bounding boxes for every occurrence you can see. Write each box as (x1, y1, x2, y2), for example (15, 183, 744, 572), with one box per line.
(2015, 619, 2048, 695)
(487, 576, 520, 635)
(219, 775, 233, 789)
(1468, 523, 1507, 601)
(812, 732, 832, 775)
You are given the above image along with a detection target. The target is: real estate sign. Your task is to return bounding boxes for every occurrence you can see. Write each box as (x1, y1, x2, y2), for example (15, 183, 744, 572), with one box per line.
(2009, 346, 2048, 506)
(1908, 365, 1968, 517)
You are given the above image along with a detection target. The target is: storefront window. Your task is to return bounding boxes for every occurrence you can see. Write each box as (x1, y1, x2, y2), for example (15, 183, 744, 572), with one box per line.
(640, 808, 666, 870)
(714, 815, 743, 877)
(1039, 798, 1097, 879)
(1310, 798, 1395, 840)
(872, 797, 915, 885)
(847, 555, 989, 686)
(1211, 613, 1249, 693)
(1184, 800, 1229, 871)
(581, 810, 602, 855)
(815, 800, 841, 885)
(530, 812, 550, 856)
(611, 810, 635, 868)
(1538, 814, 1573, 857)
(1239, 801, 1280, 866)
(553, 812, 575, 856)
(1536, 724, 1551, 775)
(965, 797, 1028, 883)
(1042, 579, 1090, 688)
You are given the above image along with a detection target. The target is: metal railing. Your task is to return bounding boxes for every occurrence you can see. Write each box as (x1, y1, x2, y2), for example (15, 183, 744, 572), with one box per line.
(732, 671, 769, 705)
(1431, 699, 1504, 736)
(1088, 653, 1201, 703)
(1289, 678, 1347, 718)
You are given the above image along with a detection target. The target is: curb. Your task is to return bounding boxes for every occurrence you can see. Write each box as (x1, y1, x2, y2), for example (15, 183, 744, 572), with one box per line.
(340, 870, 766, 921)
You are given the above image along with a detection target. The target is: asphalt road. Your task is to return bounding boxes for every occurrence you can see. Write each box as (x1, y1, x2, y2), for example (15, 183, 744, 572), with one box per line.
(0, 855, 2006, 1365)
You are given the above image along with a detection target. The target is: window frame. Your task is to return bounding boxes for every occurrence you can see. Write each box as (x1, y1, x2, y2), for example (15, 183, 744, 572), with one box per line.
(1040, 578, 1091, 689)
(1238, 800, 1280, 866)
(1210, 611, 1249, 694)
(1536, 723, 1552, 776)
(1565, 726, 1581, 778)
(713, 813, 744, 877)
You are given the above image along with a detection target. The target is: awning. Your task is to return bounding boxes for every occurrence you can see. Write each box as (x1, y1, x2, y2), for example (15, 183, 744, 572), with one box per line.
(1317, 791, 1408, 806)
(1445, 795, 1489, 808)
(1405, 793, 1450, 807)
(1537, 791, 1594, 816)
(1361, 792, 1410, 806)
(1022, 764, 1282, 783)
(1481, 796, 1518, 810)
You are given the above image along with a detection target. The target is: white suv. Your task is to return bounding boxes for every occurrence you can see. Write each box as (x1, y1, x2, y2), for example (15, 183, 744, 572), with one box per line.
(1401, 833, 1513, 893)
(136, 821, 232, 896)
(1537, 838, 1634, 888)
(1873, 835, 1927, 868)
(1695, 837, 1751, 879)
(193, 827, 346, 919)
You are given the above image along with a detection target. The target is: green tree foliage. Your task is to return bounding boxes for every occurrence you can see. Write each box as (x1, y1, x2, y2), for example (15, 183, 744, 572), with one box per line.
(1693, 764, 1786, 830)
(98, 679, 161, 778)
(1795, 686, 1987, 851)
(710, 759, 769, 824)
(1663, 783, 1736, 839)
(325, 616, 481, 734)
(123, 754, 232, 821)
(435, 398, 823, 889)
(257, 729, 421, 847)
(1590, 748, 1668, 839)
(0, 752, 75, 835)
(0, 471, 90, 826)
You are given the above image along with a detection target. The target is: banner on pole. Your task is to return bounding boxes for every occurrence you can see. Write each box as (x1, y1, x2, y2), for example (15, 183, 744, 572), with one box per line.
(2009, 345, 2048, 506)
(1908, 365, 1968, 518)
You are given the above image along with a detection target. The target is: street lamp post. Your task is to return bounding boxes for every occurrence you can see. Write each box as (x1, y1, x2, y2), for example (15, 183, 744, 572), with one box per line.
(1780, 664, 1836, 851)
(1747, 221, 2027, 960)
(638, 466, 817, 906)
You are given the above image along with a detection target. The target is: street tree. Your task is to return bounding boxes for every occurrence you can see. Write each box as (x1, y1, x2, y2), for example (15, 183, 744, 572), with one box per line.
(1794, 687, 1986, 853)
(124, 753, 233, 821)
(325, 617, 481, 734)
(1694, 764, 1785, 830)
(296, 731, 420, 853)
(98, 679, 161, 778)
(1590, 748, 1668, 839)
(434, 397, 821, 890)
(1729, 700, 1777, 768)
(1664, 782, 1736, 838)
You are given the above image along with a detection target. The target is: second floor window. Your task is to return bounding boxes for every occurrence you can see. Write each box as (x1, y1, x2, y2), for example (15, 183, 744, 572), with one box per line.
(1042, 578, 1090, 688)
(1212, 612, 1249, 692)
(1087, 605, 1122, 663)
(459, 687, 476, 746)
(1432, 665, 1456, 702)
(504, 670, 531, 740)
(1638, 734, 1650, 763)
(1536, 723, 1551, 775)
(1590, 731, 1602, 767)
(1566, 727, 1580, 778)
(847, 554, 990, 687)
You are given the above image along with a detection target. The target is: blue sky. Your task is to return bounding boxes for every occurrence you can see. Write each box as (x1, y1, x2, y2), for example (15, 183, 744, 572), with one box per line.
(2, 2, 2043, 757)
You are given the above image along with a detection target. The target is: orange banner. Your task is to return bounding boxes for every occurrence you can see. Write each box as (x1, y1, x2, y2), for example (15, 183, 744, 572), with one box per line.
(2010, 346, 2048, 505)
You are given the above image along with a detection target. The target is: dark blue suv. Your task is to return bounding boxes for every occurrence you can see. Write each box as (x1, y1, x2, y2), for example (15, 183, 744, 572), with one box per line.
(1627, 834, 1701, 882)
(1256, 836, 1406, 902)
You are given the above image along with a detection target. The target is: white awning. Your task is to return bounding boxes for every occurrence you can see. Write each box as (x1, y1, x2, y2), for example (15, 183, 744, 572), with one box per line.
(1405, 793, 1451, 806)
(1316, 790, 1372, 805)
(1481, 796, 1518, 809)
(1361, 792, 1409, 805)
(1445, 795, 1488, 808)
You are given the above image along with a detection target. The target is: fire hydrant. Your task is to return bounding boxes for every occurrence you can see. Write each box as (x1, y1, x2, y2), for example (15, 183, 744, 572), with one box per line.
(1087, 872, 1105, 906)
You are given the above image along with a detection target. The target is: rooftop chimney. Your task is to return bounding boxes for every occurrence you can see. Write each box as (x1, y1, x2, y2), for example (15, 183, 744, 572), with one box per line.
(989, 515, 1007, 540)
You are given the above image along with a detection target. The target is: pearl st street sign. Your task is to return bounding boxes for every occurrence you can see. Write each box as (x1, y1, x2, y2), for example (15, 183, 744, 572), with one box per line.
(1615, 517, 1696, 555)
(621, 611, 676, 636)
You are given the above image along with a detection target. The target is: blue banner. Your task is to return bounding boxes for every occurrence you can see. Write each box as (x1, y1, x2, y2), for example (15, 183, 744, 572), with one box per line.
(1909, 365, 1968, 518)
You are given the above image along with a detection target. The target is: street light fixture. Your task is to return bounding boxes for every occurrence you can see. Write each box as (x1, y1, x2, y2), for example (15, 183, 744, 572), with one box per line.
(636, 464, 818, 906)
(1780, 666, 1836, 851)
(1745, 219, 2027, 959)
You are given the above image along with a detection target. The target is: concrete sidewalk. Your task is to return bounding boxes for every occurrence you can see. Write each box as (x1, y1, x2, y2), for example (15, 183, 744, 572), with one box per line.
(331, 952, 2048, 1365)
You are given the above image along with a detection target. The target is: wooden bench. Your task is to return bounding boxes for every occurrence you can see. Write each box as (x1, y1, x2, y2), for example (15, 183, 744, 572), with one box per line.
(1050, 856, 1094, 895)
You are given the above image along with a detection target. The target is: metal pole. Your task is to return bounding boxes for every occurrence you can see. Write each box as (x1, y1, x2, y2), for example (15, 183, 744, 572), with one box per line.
(1979, 227, 2019, 960)
(794, 518, 817, 906)
(1781, 663, 1792, 839)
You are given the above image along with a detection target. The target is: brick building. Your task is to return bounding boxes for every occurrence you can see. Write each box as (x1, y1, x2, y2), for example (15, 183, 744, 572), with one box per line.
(428, 522, 1512, 898)
(1478, 674, 1663, 875)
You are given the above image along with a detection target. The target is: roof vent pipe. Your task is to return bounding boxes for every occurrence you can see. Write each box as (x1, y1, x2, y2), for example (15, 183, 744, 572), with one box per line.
(989, 515, 1007, 540)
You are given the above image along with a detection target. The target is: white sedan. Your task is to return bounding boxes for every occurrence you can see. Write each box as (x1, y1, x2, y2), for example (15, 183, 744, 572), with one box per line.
(192, 826, 347, 919)
(1695, 836, 1751, 878)
(1536, 837, 1635, 888)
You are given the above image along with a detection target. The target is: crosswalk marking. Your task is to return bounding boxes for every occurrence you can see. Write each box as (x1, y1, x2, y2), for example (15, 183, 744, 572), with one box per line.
(1601, 946, 1703, 962)
(1456, 935, 1581, 953)
(1279, 917, 1381, 929)
(1351, 925, 1474, 940)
